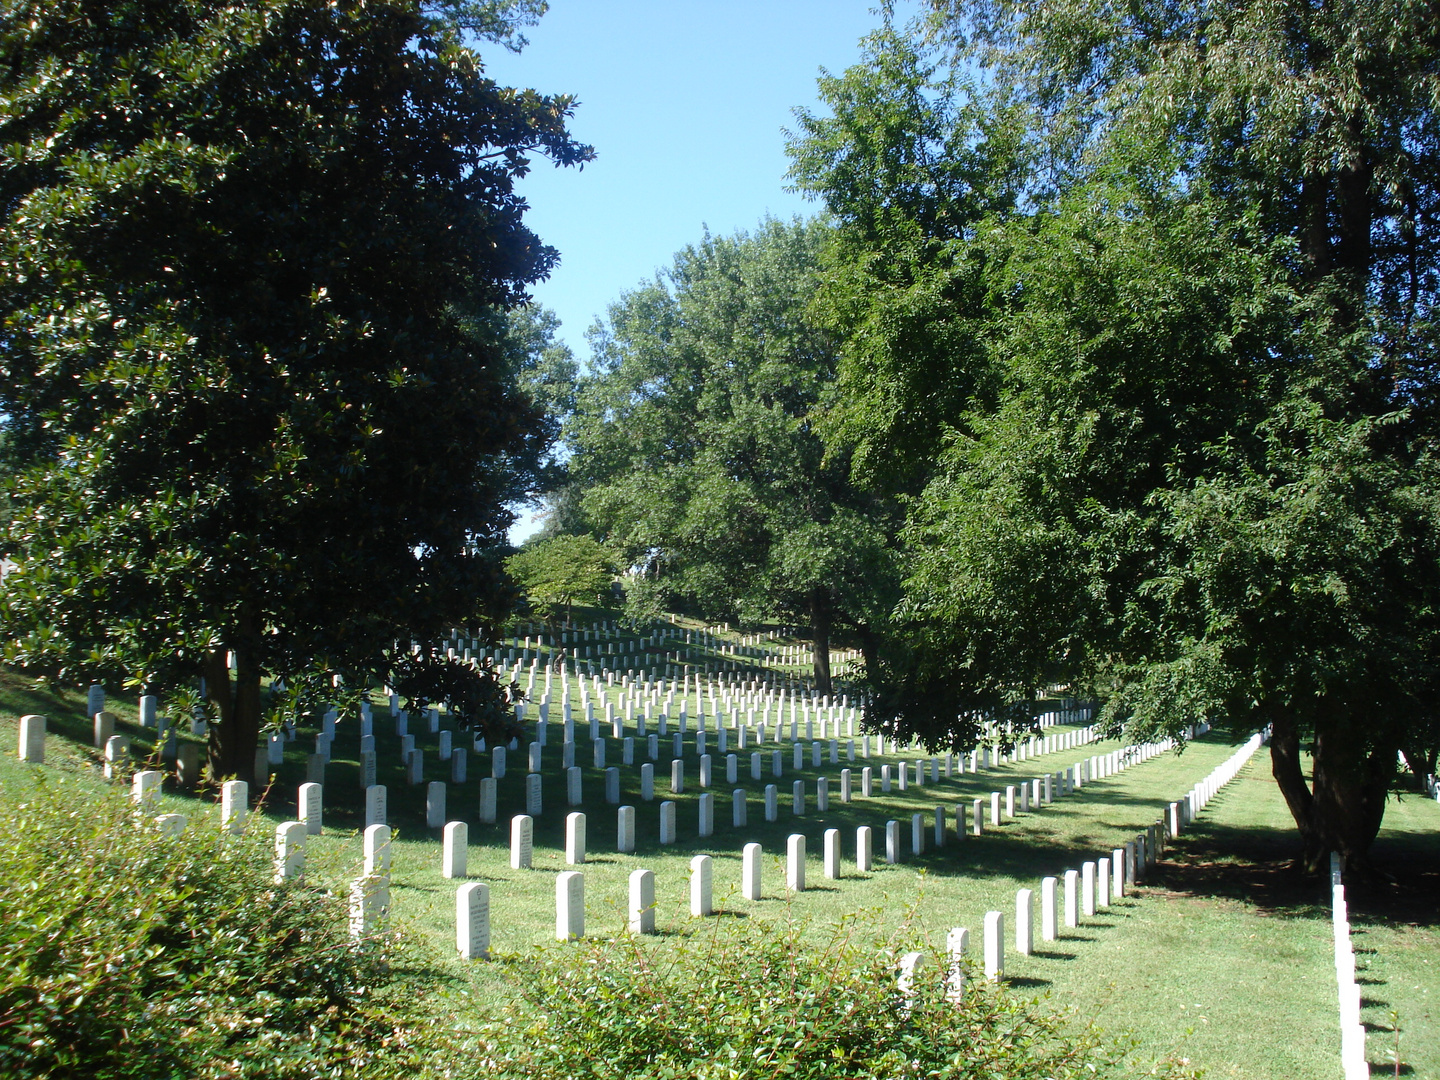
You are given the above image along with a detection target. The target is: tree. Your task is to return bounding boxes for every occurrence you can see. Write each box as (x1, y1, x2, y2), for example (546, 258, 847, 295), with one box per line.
(788, 2, 1440, 872)
(565, 218, 900, 693)
(505, 533, 615, 625)
(0, 0, 592, 779)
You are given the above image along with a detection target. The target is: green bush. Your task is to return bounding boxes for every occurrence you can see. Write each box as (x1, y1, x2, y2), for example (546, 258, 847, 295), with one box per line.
(478, 911, 1153, 1080)
(0, 773, 438, 1080)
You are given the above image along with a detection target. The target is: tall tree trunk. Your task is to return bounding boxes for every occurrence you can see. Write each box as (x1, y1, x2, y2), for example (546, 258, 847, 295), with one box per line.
(1269, 700, 1397, 877)
(811, 588, 832, 696)
(205, 609, 265, 783)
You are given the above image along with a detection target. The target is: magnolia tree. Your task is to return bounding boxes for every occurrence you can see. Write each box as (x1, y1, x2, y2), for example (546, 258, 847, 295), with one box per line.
(0, 0, 591, 778)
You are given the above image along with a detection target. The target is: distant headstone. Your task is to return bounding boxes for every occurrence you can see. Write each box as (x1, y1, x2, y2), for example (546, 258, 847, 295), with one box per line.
(274, 821, 307, 882)
(443, 821, 469, 879)
(659, 800, 676, 845)
(983, 911, 1005, 981)
(17, 714, 45, 764)
(556, 870, 585, 941)
(856, 825, 873, 872)
(786, 833, 806, 892)
(427, 781, 446, 828)
(565, 811, 586, 865)
(456, 882, 490, 959)
(299, 782, 323, 835)
(510, 814, 533, 870)
(690, 854, 713, 916)
(628, 868, 655, 934)
(742, 841, 762, 900)
(617, 805, 636, 852)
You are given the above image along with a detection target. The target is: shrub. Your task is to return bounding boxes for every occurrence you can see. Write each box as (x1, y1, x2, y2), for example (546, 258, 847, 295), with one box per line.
(478, 910, 1139, 1080)
(0, 772, 438, 1080)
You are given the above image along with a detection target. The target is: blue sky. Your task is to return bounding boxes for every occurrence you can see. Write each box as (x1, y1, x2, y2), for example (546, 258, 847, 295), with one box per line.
(483, 2, 913, 541)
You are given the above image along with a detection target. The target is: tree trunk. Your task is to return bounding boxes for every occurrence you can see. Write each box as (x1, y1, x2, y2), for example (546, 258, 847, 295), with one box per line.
(1269, 701, 1397, 877)
(205, 611, 265, 783)
(811, 588, 832, 696)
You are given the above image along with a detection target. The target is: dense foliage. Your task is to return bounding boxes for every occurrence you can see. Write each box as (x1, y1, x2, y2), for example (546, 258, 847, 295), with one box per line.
(564, 218, 899, 692)
(0, 772, 440, 1080)
(482, 911, 1176, 1080)
(788, 1, 1440, 870)
(0, 0, 591, 776)
(505, 532, 616, 624)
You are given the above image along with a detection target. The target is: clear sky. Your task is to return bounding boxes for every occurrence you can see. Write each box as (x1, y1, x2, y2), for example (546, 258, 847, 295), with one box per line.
(483, 1, 914, 543)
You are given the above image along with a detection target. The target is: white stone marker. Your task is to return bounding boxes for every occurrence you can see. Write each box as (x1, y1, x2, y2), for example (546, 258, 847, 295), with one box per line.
(364, 824, 392, 876)
(492, 744, 507, 779)
(1015, 888, 1034, 956)
(1112, 848, 1126, 898)
(990, 791, 1001, 828)
(972, 798, 984, 835)
(565, 811, 587, 865)
(510, 814, 533, 869)
(897, 951, 927, 1005)
(764, 783, 778, 822)
(457, 882, 490, 959)
(528, 742, 542, 772)
(786, 833, 806, 892)
(742, 842, 762, 900)
(1041, 876, 1058, 941)
(840, 769, 852, 802)
(1064, 869, 1080, 928)
(792, 779, 806, 815)
(640, 762, 654, 800)
(593, 738, 606, 768)
(733, 788, 747, 827)
(911, 813, 925, 856)
(479, 777, 497, 823)
(823, 828, 841, 879)
(862, 766, 872, 797)
(17, 714, 45, 764)
(751, 752, 762, 780)
(856, 825, 874, 872)
(881, 765, 891, 793)
(946, 928, 969, 999)
(443, 821, 469, 878)
(695, 792, 714, 838)
(218, 779, 247, 835)
(132, 769, 162, 808)
(816, 776, 829, 812)
(983, 911, 1005, 981)
(362, 784, 386, 827)
(351, 874, 389, 939)
(406, 749, 424, 785)
(617, 805, 636, 852)
(154, 813, 187, 837)
(87, 684, 105, 719)
(628, 868, 656, 934)
(525, 773, 542, 816)
(103, 734, 128, 780)
(274, 821, 307, 882)
(565, 765, 582, 807)
(299, 782, 323, 835)
(1097, 855, 1110, 907)
(92, 710, 115, 749)
(426, 781, 446, 828)
(557, 870, 585, 940)
(659, 800, 676, 845)
(885, 819, 900, 864)
(1082, 861, 1097, 916)
(671, 759, 684, 794)
(1005, 785, 1016, 818)
(690, 854, 713, 916)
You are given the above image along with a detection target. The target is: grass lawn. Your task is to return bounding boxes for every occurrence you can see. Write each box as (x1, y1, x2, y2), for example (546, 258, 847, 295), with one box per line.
(2, 662, 1437, 1079)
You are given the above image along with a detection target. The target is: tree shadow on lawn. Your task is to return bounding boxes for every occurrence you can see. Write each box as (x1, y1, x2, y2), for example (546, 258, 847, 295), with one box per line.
(1140, 815, 1439, 929)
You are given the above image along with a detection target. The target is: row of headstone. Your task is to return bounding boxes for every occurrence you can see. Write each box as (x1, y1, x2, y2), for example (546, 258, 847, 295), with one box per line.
(1331, 852, 1368, 1079)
